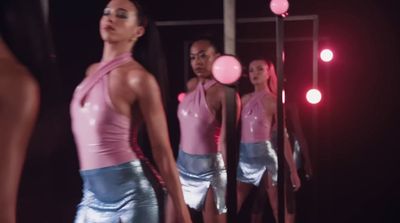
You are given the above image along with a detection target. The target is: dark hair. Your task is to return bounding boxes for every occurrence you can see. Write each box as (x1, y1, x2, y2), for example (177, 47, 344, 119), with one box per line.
(129, 0, 169, 106)
(0, 0, 59, 105)
(190, 36, 224, 54)
(129, 0, 147, 27)
(0, 0, 55, 73)
(128, 1, 169, 184)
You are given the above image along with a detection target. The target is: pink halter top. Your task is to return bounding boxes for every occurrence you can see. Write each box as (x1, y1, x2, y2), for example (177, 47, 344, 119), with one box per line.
(70, 53, 140, 170)
(177, 79, 221, 154)
(241, 90, 273, 143)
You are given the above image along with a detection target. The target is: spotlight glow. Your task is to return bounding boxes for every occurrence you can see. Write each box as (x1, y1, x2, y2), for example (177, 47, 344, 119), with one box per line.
(177, 92, 186, 103)
(306, 89, 322, 104)
(320, 49, 334, 62)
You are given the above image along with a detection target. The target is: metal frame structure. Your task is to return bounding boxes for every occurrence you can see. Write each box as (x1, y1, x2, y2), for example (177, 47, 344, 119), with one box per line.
(156, 14, 320, 223)
(156, 15, 320, 87)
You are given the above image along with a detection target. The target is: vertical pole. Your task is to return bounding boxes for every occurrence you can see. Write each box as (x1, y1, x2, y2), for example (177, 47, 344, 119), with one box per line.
(325, 63, 331, 223)
(275, 16, 285, 223)
(224, 0, 236, 54)
(312, 17, 319, 88)
(311, 16, 319, 223)
(224, 1, 237, 222)
(40, 0, 49, 24)
(225, 86, 238, 223)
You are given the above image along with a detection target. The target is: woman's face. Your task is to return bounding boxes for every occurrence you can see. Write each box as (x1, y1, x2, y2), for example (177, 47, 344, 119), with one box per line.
(190, 40, 219, 79)
(99, 0, 144, 44)
(248, 60, 270, 86)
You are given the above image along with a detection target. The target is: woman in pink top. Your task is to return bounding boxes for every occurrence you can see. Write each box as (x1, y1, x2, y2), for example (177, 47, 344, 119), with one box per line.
(236, 59, 301, 223)
(70, 0, 190, 222)
(166, 38, 239, 223)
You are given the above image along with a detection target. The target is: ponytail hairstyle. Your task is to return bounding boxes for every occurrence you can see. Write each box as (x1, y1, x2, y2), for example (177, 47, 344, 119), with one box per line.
(127, 1, 170, 168)
(129, 0, 169, 106)
(264, 60, 278, 96)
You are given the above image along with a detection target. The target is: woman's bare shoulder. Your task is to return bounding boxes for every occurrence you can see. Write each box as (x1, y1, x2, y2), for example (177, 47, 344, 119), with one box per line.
(262, 93, 277, 112)
(186, 77, 198, 92)
(240, 93, 252, 105)
(123, 62, 158, 93)
(85, 63, 100, 77)
(0, 60, 39, 109)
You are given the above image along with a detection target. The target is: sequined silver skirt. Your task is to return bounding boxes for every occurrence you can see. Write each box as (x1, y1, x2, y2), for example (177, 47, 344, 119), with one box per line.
(177, 149, 227, 214)
(74, 160, 159, 223)
(237, 141, 278, 186)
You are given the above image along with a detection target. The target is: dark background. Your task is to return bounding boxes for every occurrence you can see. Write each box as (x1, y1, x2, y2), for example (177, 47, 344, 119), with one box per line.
(17, 0, 400, 222)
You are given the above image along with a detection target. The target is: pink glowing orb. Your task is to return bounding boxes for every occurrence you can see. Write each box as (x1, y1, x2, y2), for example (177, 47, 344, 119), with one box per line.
(212, 55, 242, 84)
(282, 90, 286, 104)
(306, 89, 322, 104)
(177, 92, 186, 102)
(320, 49, 334, 62)
(270, 0, 289, 15)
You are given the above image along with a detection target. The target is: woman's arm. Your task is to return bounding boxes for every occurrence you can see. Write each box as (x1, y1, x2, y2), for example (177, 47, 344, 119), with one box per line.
(283, 130, 301, 191)
(130, 71, 191, 223)
(288, 103, 313, 179)
(266, 96, 300, 191)
(0, 57, 39, 223)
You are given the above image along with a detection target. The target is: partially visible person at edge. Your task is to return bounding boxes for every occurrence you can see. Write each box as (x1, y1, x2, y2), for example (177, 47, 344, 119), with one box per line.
(0, 0, 55, 222)
(236, 59, 301, 223)
(70, 0, 191, 222)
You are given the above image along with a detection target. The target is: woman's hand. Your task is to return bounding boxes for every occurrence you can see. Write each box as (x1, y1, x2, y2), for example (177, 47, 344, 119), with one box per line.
(303, 161, 313, 181)
(290, 171, 301, 191)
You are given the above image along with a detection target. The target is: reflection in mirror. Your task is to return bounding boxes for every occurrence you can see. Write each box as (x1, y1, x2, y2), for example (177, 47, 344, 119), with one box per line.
(165, 37, 232, 223)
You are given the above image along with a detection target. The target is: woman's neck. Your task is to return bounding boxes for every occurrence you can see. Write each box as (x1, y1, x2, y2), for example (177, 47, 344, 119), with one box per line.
(254, 82, 268, 92)
(102, 41, 133, 61)
(198, 76, 213, 84)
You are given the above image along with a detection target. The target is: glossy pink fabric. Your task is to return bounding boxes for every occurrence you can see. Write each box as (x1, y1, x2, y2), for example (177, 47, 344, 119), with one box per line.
(70, 53, 140, 170)
(177, 79, 221, 154)
(241, 90, 273, 143)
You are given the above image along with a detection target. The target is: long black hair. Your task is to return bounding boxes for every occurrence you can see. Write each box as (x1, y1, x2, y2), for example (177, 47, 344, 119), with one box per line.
(129, 0, 169, 106)
(0, 0, 55, 76)
(127, 2, 169, 214)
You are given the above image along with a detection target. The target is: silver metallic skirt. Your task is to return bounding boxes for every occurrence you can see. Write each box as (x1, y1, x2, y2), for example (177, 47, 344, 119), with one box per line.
(237, 141, 278, 186)
(74, 160, 158, 223)
(177, 149, 227, 214)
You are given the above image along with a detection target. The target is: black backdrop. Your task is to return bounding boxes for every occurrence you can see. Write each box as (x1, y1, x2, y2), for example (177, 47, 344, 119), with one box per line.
(17, 0, 400, 222)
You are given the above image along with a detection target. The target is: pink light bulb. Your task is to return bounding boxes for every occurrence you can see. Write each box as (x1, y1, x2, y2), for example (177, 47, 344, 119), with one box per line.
(270, 0, 289, 15)
(212, 55, 242, 84)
